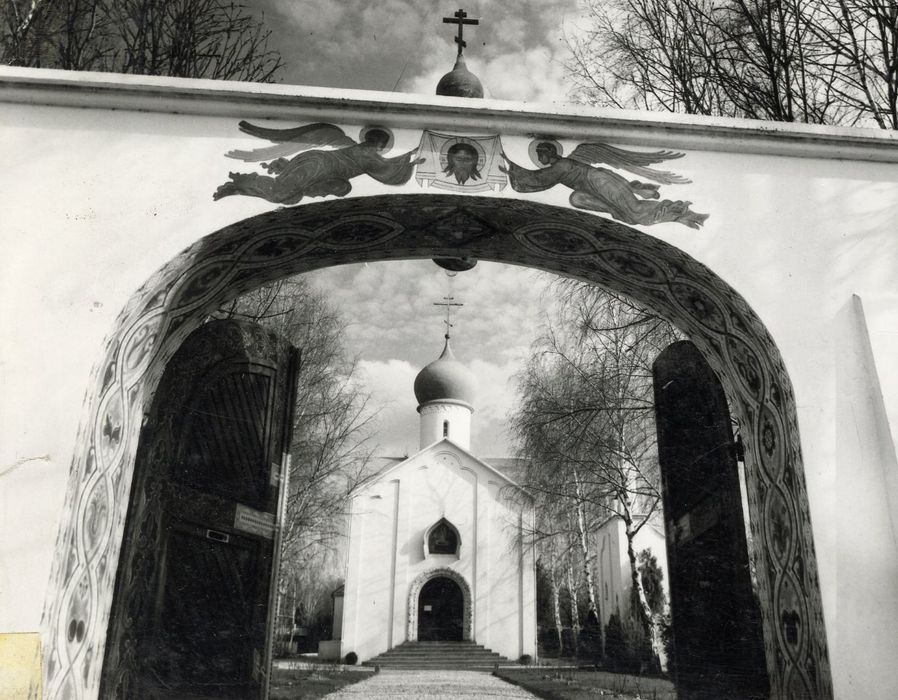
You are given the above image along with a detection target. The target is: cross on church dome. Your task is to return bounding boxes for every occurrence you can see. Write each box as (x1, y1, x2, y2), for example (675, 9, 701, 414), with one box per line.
(443, 9, 479, 57)
(434, 295, 463, 339)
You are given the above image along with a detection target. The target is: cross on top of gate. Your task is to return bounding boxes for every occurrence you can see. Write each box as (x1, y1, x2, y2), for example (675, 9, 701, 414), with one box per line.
(443, 9, 479, 57)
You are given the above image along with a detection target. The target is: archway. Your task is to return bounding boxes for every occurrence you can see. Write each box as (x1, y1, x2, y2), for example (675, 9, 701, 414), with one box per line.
(407, 568, 473, 643)
(417, 577, 464, 641)
(41, 194, 832, 700)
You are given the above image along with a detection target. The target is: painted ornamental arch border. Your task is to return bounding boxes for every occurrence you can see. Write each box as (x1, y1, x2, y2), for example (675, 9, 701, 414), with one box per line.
(406, 568, 473, 643)
(41, 193, 831, 700)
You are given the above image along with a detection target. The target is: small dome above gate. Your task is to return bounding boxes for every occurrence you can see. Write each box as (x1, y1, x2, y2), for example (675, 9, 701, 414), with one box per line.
(436, 56, 484, 99)
(436, 8, 484, 99)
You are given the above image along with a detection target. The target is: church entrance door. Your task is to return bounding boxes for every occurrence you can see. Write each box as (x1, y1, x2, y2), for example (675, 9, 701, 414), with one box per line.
(417, 576, 464, 641)
(100, 321, 299, 699)
(653, 340, 769, 700)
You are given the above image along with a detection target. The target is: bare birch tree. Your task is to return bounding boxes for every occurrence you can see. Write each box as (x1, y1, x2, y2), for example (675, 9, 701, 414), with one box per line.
(511, 280, 680, 659)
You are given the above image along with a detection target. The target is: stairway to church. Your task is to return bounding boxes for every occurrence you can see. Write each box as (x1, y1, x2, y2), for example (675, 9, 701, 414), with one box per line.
(362, 641, 511, 671)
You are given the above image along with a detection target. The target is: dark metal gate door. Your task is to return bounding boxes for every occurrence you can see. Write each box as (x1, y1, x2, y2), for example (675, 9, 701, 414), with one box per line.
(101, 320, 299, 699)
(653, 341, 768, 700)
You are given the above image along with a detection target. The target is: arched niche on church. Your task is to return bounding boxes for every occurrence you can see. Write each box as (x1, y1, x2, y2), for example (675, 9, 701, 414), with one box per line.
(424, 517, 461, 558)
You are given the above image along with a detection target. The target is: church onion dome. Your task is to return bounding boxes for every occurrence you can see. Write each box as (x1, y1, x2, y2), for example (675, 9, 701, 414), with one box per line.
(413, 337, 477, 407)
(436, 56, 484, 98)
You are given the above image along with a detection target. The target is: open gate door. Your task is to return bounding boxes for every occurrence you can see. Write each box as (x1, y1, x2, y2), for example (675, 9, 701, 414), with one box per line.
(101, 320, 299, 699)
(653, 341, 768, 700)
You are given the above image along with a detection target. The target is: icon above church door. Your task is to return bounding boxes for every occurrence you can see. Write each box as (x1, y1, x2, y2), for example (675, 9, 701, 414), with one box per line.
(426, 517, 460, 556)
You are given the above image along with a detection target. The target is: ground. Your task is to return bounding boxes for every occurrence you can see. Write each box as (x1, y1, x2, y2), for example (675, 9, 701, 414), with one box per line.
(271, 664, 675, 699)
(495, 667, 676, 700)
(319, 670, 538, 698)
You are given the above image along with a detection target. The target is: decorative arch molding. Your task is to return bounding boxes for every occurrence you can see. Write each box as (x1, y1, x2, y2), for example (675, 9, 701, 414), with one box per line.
(406, 568, 473, 642)
(434, 450, 462, 468)
(41, 194, 831, 700)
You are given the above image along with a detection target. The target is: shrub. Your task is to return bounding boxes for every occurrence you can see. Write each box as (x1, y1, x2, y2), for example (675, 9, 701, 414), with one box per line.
(604, 613, 626, 669)
(537, 626, 562, 657)
(518, 654, 532, 665)
(604, 612, 653, 674)
(579, 610, 603, 663)
(344, 651, 358, 665)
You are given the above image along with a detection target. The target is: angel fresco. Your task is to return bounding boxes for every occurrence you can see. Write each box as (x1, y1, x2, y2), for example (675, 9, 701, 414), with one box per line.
(214, 122, 424, 205)
(500, 141, 709, 229)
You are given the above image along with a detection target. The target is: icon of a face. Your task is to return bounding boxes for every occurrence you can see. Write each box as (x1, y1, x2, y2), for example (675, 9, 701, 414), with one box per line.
(443, 142, 482, 184)
(363, 128, 391, 151)
(535, 142, 559, 166)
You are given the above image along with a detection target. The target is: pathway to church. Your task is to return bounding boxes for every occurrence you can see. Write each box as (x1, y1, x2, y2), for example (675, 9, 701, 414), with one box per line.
(321, 669, 538, 698)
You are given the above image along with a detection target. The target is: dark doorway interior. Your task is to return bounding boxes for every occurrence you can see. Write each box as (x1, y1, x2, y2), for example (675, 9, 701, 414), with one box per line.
(417, 577, 464, 641)
(653, 341, 769, 700)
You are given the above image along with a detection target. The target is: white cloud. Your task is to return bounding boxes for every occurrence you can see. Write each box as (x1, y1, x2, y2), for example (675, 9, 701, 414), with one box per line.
(357, 358, 419, 456)
(261, 0, 583, 100)
(469, 357, 522, 455)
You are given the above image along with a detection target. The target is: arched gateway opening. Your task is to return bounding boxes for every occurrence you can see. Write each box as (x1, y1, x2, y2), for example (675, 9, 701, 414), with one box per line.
(42, 194, 831, 699)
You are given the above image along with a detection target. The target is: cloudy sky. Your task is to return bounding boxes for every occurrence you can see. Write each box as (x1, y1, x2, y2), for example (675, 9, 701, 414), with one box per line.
(254, 0, 582, 104)
(304, 260, 557, 458)
(243, 2, 585, 458)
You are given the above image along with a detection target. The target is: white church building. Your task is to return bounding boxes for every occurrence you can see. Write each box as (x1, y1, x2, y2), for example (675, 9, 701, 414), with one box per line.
(338, 334, 537, 664)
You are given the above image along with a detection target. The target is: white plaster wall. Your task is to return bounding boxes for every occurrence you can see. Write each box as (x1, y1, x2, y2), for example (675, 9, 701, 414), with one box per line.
(418, 402, 472, 450)
(1, 69, 897, 697)
(596, 520, 623, 625)
(340, 444, 533, 661)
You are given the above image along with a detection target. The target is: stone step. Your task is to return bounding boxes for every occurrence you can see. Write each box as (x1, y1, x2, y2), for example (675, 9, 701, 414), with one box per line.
(374, 649, 504, 656)
(371, 657, 503, 662)
(363, 641, 511, 671)
(375, 649, 501, 656)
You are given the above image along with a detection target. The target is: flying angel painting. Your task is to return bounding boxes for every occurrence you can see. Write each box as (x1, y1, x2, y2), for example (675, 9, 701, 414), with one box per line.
(500, 141, 709, 229)
(214, 122, 424, 205)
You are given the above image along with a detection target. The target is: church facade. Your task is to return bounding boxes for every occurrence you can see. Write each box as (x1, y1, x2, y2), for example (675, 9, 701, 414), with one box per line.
(339, 337, 537, 663)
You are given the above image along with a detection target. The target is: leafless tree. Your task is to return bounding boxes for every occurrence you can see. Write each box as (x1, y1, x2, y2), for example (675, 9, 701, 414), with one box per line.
(568, 0, 896, 128)
(511, 280, 680, 658)
(806, 0, 898, 128)
(1, 0, 282, 81)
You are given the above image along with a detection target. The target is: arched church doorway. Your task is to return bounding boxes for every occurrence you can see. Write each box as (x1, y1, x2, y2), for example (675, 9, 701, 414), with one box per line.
(417, 577, 464, 641)
(99, 320, 299, 699)
(43, 194, 831, 700)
